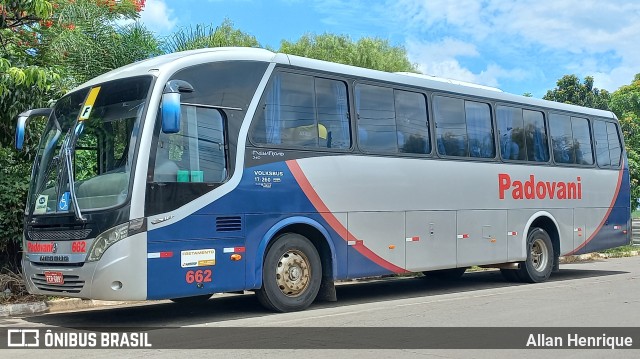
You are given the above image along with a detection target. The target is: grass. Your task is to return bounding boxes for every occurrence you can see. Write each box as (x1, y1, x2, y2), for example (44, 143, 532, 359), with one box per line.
(0, 269, 48, 305)
(632, 210, 640, 219)
(601, 245, 639, 255)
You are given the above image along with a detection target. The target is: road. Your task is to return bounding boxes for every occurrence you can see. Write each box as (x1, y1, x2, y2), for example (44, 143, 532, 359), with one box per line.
(2, 256, 640, 358)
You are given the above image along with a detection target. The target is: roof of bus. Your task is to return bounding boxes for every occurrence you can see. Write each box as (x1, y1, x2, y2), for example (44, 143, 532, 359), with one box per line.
(76, 47, 616, 120)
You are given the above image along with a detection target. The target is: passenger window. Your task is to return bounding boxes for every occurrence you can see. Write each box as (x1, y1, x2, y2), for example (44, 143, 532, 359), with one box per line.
(550, 114, 574, 164)
(395, 90, 430, 154)
(497, 107, 549, 162)
(594, 120, 622, 167)
(315, 78, 350, 149)
(571, 117, 593, 165)
(356, 84, 397, 153)
(497, 106, 525, 161)
(608, 122, 622, 167)
(434, 96, 494, 158)
(550, 113, 594, 165)
(154, 106, 227, 183)
(434, 96, 466, 156)
(252, 72, 350, 149)
(594, 121, 610, 166)
(465, 101, 494, 158)
(523, 110, 549, 162)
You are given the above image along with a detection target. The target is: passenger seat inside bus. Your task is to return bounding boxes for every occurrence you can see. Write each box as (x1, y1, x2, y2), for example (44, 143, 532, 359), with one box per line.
(280, 123, 328, 147)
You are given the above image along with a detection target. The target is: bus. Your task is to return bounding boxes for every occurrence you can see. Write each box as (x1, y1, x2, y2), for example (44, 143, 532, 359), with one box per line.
(15, 47, 631, 312)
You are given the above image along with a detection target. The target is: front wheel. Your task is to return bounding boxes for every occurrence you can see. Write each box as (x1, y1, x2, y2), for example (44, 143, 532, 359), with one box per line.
(518, 227, 553, 283)
(256, 233, 322, 312)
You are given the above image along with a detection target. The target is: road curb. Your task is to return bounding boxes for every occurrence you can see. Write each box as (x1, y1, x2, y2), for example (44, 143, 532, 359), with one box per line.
(0, 298, 140, 318)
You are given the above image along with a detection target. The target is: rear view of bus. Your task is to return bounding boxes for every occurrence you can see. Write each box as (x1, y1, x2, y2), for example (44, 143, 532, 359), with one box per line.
(14, 47, 631, 312)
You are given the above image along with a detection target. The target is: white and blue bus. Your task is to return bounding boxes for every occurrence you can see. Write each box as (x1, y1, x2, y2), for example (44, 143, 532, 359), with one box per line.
(15, 47, 631, 312)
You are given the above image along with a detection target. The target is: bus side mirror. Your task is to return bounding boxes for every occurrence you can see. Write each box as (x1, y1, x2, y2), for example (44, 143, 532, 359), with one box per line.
(161, 80, 194, 134)
(15, 108, 53, 150)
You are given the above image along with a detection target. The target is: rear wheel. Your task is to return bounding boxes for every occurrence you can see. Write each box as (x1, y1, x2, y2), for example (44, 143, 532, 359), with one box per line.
(256, 233, 322, 312)
(518, 227, 553, 283)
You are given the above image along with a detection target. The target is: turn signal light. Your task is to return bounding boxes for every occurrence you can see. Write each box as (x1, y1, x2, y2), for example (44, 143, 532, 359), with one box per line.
(231, 254, 242, 261)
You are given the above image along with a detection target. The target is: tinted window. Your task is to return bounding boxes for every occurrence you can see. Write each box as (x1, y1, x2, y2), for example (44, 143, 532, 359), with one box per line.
(465, 101, 494, 158)
(550, 113, 594, 165)
(497, 107, 549, 162)
(497, 106, 525, 161)
(594, 120, 610, 166)
(154, 107, 227, 183)
(356, 84, 397, 152)
(608, 122, 622, 167)
(571, 117, 593, 165)
(252, 72, 350, 149)
(315, 78, 350, 149)
(395, 90, 430, 154)
(594, 120, 622, 167)
(434, 96, 493, 158)
(550, 113, 574, 164)
(434, 96, 466, 156)
(523, 110, 549, 162)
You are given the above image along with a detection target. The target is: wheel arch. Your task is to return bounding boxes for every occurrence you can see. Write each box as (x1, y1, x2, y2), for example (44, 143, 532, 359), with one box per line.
(524, 211, 561, 265)
(250, 216, 337, 289)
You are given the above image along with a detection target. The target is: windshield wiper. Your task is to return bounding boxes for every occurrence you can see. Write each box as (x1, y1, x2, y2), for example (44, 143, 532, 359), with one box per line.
(61, 122, 86, 221)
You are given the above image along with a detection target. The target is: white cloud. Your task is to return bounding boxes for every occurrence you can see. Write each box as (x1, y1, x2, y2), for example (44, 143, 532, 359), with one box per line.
(140, 0, 177, 35)
(406, 38, 527, 89)
(393, 0, 640, 91)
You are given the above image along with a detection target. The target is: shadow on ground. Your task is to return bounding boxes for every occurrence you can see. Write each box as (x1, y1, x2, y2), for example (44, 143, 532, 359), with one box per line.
(22, 267, 627, 329)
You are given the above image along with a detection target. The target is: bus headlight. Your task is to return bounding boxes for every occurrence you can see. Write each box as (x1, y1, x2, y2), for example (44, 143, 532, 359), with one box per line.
(86, 218, 146, 262)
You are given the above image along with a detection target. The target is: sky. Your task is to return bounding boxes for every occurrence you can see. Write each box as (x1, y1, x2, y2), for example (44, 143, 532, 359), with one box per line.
(137, 0, 640, 98)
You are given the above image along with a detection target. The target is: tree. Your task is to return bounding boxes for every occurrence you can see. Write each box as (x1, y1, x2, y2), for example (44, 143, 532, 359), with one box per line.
(162, 19, 260, 53)
(279, 33, 417, 73)
(0, 0, 153, 268)
(543, 74, 611, 110)
(610, 74, 640, 206)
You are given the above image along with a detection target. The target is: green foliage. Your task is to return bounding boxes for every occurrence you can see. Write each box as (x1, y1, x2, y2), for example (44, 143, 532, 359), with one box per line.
(543, 74, 611, 110)
(610, 74, 640, 206)
(0, 0, 153, 271)
(280, 33, 417, 73)
(162, 19, 260, 53)
(0, 146, 31, 254)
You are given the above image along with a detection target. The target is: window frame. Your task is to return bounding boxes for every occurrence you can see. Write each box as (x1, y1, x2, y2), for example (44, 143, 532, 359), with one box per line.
(248, 69, 354, 152)
(548, 111, 596, 168)
(353, 80, 433, 157)
(495, 104, 551, 164)
(593, 118, 623, 170)
(432, 93, 496, 161)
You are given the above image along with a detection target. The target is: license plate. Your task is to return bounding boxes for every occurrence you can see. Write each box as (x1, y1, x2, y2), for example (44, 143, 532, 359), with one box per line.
(44, 271, 64, 285)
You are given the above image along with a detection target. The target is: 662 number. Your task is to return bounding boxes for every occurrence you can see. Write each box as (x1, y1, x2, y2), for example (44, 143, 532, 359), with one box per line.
(185, 269, 212, 284)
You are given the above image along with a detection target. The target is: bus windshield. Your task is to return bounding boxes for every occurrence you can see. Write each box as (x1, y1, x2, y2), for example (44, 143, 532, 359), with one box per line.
(29, 76, 153, 216)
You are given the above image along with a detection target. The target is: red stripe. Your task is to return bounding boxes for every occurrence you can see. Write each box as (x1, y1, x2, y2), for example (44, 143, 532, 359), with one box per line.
(235, 247, 246, 253)
(160, 251, 173, 258)
(567, 164, 625, 255)
(286, 160, 408, 274)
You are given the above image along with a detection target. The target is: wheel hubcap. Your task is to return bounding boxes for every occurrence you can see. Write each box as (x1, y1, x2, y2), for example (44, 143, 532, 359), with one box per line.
(531, 238, 549, 272)
(276, 250, 311, 297)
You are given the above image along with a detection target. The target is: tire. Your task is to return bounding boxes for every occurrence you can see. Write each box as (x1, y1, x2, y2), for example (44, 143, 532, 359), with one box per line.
(256, 233, 322, 312)
(170, 294, 212, 304)
(423, 267, 467, 280)
(518, 227, 553, 283)
(500, 268, 521, 282)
